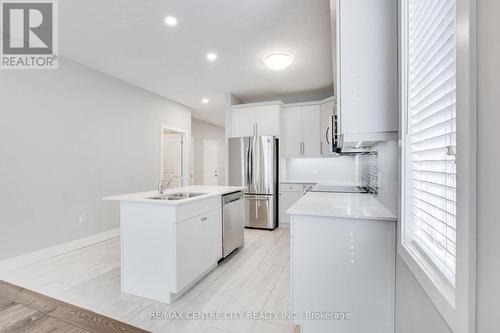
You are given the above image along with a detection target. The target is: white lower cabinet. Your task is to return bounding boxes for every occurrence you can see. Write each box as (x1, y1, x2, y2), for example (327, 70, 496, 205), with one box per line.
(279, 183, 316, 226)
(120, 196, 224, 304)
(290, 215, 395, 333)
(175, 208, 222, 292)
(280, 191, 303, 226)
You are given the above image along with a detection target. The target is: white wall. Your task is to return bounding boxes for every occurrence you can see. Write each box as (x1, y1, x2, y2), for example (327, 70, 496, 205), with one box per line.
(396, 256, 453, 333)
(283, 156, 356, 183)
(0, 58, 192, 260)
(477, 0, 500, 331)
(191, 118, 225, 185)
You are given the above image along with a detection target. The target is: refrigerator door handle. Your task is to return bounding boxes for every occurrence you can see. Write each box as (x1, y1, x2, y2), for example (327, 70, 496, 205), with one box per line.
(246, 142, 251, 186)
(250, 139, 254, 185)
(245, 195, 269, 201)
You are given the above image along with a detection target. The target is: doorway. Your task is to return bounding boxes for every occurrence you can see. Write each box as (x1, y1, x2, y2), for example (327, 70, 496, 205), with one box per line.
(161, 127, 188, 188)
(203, 139, 219, 185)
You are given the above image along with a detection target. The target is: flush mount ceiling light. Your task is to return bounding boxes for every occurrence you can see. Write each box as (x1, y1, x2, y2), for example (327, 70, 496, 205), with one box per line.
(262, 51, 295, 70)
(164, 16, 178, 27)
(202, 98, 210, 104)
(206, 52, 218, 62)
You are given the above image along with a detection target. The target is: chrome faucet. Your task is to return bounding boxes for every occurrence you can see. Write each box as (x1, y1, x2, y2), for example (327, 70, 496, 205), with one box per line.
(158, 176, 184, 194)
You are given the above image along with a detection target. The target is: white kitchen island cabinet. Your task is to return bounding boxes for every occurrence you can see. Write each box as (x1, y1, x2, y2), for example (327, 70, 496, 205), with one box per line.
(288, 192, 396, 333)
(104, 185, 244, 304)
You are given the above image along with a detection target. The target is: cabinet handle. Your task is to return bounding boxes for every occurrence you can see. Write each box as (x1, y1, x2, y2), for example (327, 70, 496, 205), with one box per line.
(201, 216, 208, 222)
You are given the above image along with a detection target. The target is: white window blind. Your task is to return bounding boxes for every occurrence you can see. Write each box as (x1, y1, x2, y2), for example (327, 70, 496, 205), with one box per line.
(405, 0, 457, 285)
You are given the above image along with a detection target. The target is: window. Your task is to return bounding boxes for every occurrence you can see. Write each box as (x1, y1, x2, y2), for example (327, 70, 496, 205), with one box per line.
(401, 0, 477, 330)
(404, 0, 457, 286)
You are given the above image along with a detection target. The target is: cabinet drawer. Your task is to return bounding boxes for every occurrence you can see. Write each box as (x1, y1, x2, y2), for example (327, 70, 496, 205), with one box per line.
(279, 183, 303, 192)
(174, 208, 222, 292)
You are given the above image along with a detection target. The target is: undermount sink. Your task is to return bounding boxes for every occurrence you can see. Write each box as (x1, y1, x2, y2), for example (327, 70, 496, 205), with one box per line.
(149, 192, 208, 201)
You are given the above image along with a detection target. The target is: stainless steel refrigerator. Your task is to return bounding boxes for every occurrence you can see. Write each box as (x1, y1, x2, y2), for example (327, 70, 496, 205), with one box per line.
(228, 136, 278, 230)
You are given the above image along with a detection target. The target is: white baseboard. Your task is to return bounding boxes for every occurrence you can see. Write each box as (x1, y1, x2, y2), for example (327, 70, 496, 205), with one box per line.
(0, 228, 120, 274)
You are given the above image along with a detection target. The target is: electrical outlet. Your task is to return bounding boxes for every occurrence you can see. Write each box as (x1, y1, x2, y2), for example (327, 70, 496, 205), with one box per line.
(78, 214, 87, 224)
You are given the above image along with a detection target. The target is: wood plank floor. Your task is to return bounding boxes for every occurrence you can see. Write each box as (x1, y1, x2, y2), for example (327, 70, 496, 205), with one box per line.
(0, 280, 148, 333)
(0, 228, 296, 333)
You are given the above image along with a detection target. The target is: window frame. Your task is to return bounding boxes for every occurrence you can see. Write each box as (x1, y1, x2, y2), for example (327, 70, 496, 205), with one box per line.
(398, 0, 477, 332)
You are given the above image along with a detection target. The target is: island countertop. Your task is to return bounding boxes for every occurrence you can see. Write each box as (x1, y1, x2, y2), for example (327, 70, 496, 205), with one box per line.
(287, 192, 397, 222)
(103, 185, 245, 206)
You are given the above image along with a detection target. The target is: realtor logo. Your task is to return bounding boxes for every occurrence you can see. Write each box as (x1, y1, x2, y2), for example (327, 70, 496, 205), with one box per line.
(1, 0, 58, 69)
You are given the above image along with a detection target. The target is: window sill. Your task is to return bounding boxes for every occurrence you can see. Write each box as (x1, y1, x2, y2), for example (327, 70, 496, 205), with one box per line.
(398, 241, 456, 330)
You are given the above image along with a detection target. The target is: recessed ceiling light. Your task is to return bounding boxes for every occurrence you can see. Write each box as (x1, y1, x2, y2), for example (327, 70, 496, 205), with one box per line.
(164, 16, 178, 27)
(262, 51, 295, 70)
(202, 98, 210, 104)
(206, 52, 218, 62)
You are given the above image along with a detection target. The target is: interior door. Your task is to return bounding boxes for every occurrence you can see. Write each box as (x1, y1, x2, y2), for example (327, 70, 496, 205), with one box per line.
(203, 139, 219, 185)
(162, 134, 182, 187)
(189, 136, 195, 184)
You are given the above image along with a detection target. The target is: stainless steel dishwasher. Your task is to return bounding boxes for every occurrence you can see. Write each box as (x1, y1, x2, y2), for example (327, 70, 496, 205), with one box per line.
(222, 191, 244, 258)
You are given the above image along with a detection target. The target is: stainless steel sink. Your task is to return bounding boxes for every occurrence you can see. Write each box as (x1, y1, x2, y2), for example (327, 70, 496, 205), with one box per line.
(148, 192, 208, 201)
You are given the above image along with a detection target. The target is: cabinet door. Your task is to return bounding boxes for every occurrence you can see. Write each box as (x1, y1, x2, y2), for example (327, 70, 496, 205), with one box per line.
(338, 0, 397, 135)
(282, 107, 302, 157)
(320, 101, 334, 155)
(301, 105, 321, 156)
(175, 208, 222, 291)
(231, 108, 255, 137)
(279, 191, 303, 225)
(255, 105, 280, 136)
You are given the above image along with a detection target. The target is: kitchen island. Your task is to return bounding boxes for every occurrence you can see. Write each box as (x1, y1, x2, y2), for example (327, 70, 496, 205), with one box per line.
(104, 185, 244, 304)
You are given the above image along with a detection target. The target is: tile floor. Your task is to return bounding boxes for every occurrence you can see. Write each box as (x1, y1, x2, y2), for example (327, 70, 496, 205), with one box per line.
(0, 228, 295, 333)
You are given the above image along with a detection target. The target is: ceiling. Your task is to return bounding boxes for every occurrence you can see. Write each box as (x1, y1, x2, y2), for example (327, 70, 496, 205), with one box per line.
(59, 0, 334, 126)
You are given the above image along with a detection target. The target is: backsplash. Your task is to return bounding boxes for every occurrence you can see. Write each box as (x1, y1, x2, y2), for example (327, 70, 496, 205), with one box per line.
(283, 156, 357, 183)
(359, 152, 379, 194)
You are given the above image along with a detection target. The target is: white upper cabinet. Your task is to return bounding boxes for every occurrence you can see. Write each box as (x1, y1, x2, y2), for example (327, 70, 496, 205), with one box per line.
(301, 105, 321, 156)
(332, 0, 398, 146)
(254, 105, 281, 136)
(231, 108, 255, 137)
(231, 103, 281, 137)
(282, 105, 321, 157)
(282, 107, 302, 156)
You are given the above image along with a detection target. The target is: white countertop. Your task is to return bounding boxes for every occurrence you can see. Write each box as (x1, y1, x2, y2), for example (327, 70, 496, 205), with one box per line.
(103, 185, 245, 206)
(287, 192, 397, 222)
(280, 180, 360, 186)
(280, 180, 318, 184)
